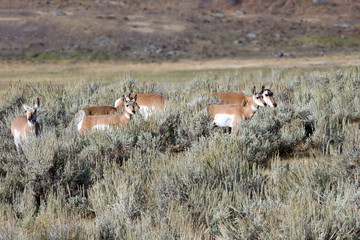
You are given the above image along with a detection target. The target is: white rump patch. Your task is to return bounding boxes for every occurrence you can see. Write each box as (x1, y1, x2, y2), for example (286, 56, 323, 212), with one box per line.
(213, 114, 235, 128)
(14, 129, 21, 148)
(92, 124, 110, 131)
(76, 110, 86, 132)
(77, 120, 83, 133)
(139, 106, 154, 119)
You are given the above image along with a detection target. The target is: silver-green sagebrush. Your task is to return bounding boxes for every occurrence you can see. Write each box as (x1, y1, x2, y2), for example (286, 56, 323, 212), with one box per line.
(0, 68, 359, 239)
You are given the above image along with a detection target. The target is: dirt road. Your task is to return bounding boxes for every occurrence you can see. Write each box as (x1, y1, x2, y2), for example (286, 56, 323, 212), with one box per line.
(83, 55, 360, 72)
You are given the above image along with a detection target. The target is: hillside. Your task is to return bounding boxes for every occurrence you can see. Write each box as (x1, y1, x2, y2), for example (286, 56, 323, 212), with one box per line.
(0, 0, 359, 62)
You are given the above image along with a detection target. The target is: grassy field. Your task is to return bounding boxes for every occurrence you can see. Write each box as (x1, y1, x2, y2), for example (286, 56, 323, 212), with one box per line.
(0, 62, 360, 239)
(2, 54, 360, 94)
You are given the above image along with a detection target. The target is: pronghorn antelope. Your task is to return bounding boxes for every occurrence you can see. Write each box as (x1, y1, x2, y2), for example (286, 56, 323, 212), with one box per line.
(207, 87, 266, 130)
(81, 93, 165, 119)
(80, 95, 128, 116)
(124, 93, 165, 119)
(77, 94, 137, 133)
(11, 98, 41, 149)
(212, 83, 277, 108)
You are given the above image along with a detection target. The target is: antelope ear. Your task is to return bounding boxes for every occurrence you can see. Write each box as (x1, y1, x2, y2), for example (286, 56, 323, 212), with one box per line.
(114, 96, 123, 108)
(267, 83, 273, 89)
(259, 85, 265, 94)
(34, 98, 40, 109)
(23, 104, 29, 111)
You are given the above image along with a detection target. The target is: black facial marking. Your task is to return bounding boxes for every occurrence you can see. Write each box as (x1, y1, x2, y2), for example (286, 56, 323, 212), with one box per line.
(264, 89, 273, 96)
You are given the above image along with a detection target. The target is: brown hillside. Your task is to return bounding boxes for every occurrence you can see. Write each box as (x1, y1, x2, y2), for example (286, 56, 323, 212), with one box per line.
(0, 0, 359, 62)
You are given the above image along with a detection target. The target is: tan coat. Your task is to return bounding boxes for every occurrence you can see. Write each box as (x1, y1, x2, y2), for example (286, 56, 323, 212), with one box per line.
(212, 92, 252, 106)
(78, 113, 131, 133)
(207, 104, 259, 128)
(11, 99, 40, 149)
(129, 93, 165, 109)
(81, 94, 165, 118)
(77, 94, 137, 133)
(81, 105, 118, 116)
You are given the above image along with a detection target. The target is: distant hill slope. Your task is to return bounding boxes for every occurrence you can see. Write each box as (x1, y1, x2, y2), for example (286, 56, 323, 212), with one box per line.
(0, 0, 359, 62)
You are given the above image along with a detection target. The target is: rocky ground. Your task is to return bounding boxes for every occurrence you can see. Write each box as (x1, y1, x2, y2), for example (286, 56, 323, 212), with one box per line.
(0, 0, 359, 62)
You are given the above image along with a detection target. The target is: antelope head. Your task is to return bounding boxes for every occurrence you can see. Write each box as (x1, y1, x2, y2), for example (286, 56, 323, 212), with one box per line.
(261, 83, 277, 108)
(252, 87, 266, 107)
(122, 93, 138, 116)
(23, 98, 40, 124)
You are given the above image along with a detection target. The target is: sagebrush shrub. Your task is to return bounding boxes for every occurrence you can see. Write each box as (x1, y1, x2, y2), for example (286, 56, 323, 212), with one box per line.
(1, 68, 360, 239)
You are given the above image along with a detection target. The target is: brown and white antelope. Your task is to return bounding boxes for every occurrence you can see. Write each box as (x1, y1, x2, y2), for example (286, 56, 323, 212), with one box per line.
(11, 98, 41, 149)
(80, 95, 128, 116)
(120, 93, 165, 119)
(77, 94, 137, 133)
(81, 93, 165, 119)
(207, 87, 266, 130)
(212, 83, 277, 108)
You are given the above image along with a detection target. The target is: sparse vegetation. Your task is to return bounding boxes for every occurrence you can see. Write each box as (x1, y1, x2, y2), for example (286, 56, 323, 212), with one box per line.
(283, 35, 360, 48)
(1, 67, 359, 239)
(1, 0, 360, 63)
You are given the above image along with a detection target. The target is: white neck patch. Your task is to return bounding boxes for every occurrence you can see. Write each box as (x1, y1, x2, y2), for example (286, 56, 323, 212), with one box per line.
(27, 121, 35, 128)
(251, 105, 258, 111)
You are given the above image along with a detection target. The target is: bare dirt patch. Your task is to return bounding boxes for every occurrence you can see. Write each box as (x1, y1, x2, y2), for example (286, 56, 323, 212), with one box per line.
(125, 15, 186, 34)
(74, 54, 360, 73)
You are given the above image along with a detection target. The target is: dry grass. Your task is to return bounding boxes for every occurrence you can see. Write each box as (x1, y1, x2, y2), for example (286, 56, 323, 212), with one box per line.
(2, 54, 360, 94)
